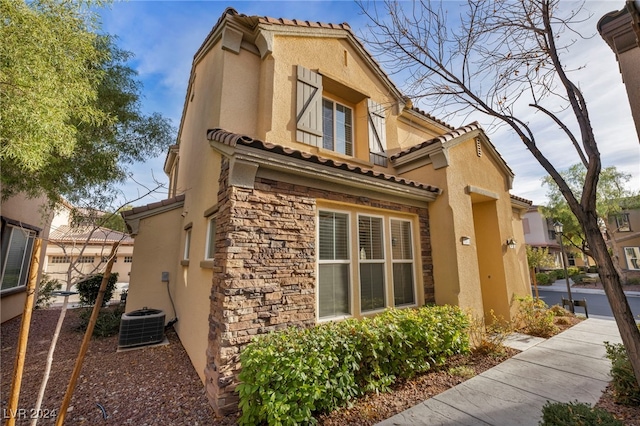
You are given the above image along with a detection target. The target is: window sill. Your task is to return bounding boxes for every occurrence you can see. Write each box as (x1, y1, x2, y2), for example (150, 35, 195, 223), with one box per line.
(0, 286, 27, 298)
(199, 260, 214, 269)
(180, 260, 190, 267)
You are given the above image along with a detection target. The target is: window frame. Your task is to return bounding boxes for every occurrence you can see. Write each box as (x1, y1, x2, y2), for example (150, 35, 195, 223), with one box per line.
(615, 213, 631, 232)
(357, 214, 386, 313)
(624, 247, 640, 270)
(317, 209, 352, 321)
(1, 224, 37, 293)
(322, 98, 354, 156)
(183, 228, 192, 261)
(205, 216, 216, 261)
(390, 218, 417, 308)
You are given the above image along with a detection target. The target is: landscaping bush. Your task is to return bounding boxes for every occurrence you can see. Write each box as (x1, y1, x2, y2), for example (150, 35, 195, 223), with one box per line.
(539, 400, 623, 425)
(468, 311, 513, 357)
(571, 274, 588, 284)
(552, 269, 565, 280)
(587, 266, 598, 273)
(567, 267, 580, 277)
(536, 273, 551, 285)
(237, 305, 470, 426)
(36, 275, 62, 308)
(625, 277, 640, 286)
(604, 342, 640, 405)
(76, 273, 118, 307)
(515, 296, 558, 338)
(77, 305, 124, 338)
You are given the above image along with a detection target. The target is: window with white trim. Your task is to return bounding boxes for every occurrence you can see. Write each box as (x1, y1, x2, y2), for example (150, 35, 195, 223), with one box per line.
(205, 217, 216, 260)
(51, 256, 71, 264)
(358, 215, 385, 312)
(77, 256, 94, 264)
(1, 225, 36, 292)
(318, 211, 350, 318)
(124, 256, 133, 263)
(625, 247, 640, 270)
(615, 214, 631, 232)
(391, 219, 416, 306)
(322, 99, 353, 156)
(184, 229, 192, 261)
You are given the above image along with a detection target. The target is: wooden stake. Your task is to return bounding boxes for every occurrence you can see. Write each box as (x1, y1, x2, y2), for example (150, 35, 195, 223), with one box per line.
(55, 242, 119, 426)
(6, 238, 42, 426)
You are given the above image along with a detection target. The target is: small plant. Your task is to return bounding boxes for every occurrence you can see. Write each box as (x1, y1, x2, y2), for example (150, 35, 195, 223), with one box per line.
(448, 365, 475, 379)
(536, 273, 551, 285)
(539, 400, 622, 425)
(604, 342, 640, 405)
(77, 305, 124, 338)
(515, 296, 559, 338)
(468, 311, 512, 357)
(36, 275, 62, 309)
(625, 277, 640, 286)
(567, 267, 580, 277)
(76, 273, 118, 307)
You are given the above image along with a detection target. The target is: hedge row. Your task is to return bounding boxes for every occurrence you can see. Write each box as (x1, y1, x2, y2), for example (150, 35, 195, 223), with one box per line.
(237, 305, 470, 425)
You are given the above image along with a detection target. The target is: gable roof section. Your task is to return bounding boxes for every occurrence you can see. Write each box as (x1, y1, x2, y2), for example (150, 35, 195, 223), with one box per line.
(121, 194, 186, 236)
(206, 128, 441, 201)
(390, 121, 515, 187)
(49, 225, 134, 245)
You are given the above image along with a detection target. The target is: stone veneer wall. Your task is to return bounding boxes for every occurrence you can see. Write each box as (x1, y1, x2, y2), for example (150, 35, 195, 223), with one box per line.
(205, 159, 434, 415)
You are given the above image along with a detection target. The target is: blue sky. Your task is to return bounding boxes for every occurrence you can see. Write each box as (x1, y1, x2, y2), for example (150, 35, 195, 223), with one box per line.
(98, 0, 640, 207)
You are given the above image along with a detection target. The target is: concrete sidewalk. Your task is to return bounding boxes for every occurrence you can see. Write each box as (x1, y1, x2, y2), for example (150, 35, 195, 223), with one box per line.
(377, 318, 621, 426)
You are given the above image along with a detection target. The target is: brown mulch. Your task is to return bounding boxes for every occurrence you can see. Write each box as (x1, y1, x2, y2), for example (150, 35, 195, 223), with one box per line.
(2, 309, 638, 425)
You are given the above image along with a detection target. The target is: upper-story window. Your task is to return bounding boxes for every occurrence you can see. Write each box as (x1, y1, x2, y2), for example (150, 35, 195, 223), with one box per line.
(322, 99, 353, 156)
(614, 213, 631, 232)
(296, 65, 387, 164)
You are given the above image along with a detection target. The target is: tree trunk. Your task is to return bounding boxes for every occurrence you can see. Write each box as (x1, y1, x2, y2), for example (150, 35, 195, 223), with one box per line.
(583, 213, 640, 385)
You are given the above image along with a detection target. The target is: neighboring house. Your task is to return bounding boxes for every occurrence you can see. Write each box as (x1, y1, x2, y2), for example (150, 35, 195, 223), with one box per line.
(1, 194, 51, 323)
(122, 9, 532, 415)
(522, 206, 591, 269)
(598, 1, 640, 142)
(608, 202, 640, 281)
(44, 202, 134, 289)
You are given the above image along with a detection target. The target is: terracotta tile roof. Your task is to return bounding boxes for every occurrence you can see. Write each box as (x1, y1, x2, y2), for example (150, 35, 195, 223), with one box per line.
(121, 194, 185, 218)
(408, 107, 455, 130)
(49, 225, 134, 244)
(255, 15, 352, 31)
(510, 194, 533, 206)
(206, 128, 441, 194)
(390, 121, 483, 161)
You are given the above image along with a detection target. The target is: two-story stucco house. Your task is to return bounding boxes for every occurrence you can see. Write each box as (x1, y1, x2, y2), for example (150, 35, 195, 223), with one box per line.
(122, 8, 532, 415)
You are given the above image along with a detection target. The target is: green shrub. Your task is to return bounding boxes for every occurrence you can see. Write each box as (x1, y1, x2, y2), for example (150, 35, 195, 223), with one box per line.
(76, 273, 118, 307)
(237, 305, 470, 426)
(625, 277, 640, 286)
(567, 267, 580, 277)
(604, 342, 640, 405)
(77, 305, 124, 338)
(536, 273, 551, 285)
(36, 275, 62, 308)
(515, 296, 558, 338)
(552, 269, 565, 280)
(539, 400, 622, 425)
(572, 274, 588, 284)
(587, 266, 598, 273)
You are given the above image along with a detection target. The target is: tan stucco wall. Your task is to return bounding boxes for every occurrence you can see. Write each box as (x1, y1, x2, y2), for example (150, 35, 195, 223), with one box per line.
(397, 136, 531, 320)
(1, 194, 51, 323)
(126, 206, 211, 383)
(619, 47, 640, 142)
(43, 244, 134, 285)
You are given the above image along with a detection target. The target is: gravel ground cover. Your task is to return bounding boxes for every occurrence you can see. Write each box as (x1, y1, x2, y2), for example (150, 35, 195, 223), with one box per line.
(2, 308, 637, 425)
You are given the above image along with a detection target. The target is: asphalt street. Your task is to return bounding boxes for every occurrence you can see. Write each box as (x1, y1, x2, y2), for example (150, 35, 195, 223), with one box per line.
(537, 288, 640, 319)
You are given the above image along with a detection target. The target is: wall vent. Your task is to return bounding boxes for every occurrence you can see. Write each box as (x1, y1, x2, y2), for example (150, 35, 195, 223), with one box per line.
(118, 308, 165, 348)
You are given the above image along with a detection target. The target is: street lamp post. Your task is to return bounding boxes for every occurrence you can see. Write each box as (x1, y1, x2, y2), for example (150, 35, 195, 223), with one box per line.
(553, 221, 574, 313)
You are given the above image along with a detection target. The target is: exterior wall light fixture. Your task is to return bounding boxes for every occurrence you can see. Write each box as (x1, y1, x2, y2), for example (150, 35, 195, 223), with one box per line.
(506, 238, 517, 249)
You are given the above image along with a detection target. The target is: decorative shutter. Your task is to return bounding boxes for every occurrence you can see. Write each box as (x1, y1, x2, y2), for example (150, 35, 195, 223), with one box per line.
(296, 65, 323, 146)
(368, 99, 387, 153)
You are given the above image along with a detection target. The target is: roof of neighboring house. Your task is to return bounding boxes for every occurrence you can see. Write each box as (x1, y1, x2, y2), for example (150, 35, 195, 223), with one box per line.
(510, 194, 533, 207)
(206, 128, 441, 195)
(391, 121, 481, 160)
(121, 194, 186, 218)
(49, 225, 134, 244)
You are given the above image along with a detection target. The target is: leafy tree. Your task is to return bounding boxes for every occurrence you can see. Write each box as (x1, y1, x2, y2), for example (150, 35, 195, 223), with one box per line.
(1, 2, 174, 209)
(542, 164, 639, 273)
(362, 0, 640, 385)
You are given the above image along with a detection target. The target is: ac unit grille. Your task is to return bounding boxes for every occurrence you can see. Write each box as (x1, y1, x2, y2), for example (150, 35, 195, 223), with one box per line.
(119, 308, 165, 348)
